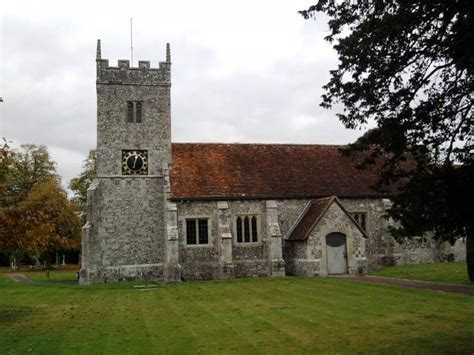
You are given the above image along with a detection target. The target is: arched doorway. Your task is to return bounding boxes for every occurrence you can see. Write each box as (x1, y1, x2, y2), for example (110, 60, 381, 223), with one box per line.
(326, 233, 347, 274)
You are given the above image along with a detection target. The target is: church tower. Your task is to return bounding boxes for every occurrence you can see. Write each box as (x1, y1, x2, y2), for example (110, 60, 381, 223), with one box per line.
(80, 40, 179, 284)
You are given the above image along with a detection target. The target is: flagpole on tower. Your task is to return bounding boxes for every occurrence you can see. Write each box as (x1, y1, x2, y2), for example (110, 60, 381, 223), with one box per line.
(130, 18, 134, 66)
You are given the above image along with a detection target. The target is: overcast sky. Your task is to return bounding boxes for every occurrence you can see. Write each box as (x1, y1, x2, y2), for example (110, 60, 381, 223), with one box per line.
(1, 0, 368, 191)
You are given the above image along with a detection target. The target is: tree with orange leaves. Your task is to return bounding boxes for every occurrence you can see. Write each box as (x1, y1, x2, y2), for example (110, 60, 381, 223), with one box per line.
(0, 144, 81, 268)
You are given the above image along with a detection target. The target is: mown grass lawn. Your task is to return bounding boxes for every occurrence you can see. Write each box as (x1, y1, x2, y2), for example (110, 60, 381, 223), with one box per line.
(372, 262, 473, 285)
(0, 275, 473, 354)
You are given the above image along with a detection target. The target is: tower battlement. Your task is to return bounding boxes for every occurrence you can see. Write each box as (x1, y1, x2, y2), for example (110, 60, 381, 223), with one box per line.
(96, 40, 171, 86)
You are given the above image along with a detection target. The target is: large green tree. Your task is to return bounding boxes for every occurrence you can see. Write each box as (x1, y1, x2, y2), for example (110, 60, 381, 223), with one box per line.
(2, 144, 56, 207)
(300, 1, 474, 279)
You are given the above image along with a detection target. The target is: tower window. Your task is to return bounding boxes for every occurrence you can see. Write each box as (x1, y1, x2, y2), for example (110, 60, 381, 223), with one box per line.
(126, 101, 143, 123)
(136, 102, 142, 123)
(127, 102, 134, 123)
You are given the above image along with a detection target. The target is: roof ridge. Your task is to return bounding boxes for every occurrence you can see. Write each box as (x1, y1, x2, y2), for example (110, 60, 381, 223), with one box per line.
(171, 142, 345, 147)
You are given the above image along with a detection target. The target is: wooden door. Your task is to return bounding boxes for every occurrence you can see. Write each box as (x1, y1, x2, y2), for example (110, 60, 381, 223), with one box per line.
(326, 233, 347, 274)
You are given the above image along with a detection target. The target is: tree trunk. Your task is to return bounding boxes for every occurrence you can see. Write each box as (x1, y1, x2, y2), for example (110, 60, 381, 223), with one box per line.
(467, 230, 474, 282)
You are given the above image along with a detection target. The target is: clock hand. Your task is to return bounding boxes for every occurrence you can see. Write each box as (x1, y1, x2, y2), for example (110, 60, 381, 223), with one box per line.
(133, 155, 138, 168)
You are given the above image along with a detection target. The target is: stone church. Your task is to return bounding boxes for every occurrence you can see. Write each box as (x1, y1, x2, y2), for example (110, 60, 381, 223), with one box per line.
(79, 41, 464, 285)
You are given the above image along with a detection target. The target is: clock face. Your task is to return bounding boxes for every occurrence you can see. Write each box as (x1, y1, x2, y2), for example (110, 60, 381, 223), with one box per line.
(122, 150, 148, 175)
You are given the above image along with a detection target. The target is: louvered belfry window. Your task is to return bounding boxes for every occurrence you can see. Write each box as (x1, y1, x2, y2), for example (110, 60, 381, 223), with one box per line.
(127, 101, 134, 122)
(126, 101, 143, 123)
(135, 102, 142, 123)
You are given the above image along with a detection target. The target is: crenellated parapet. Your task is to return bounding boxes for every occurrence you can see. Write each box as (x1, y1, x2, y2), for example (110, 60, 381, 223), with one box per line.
(96, 39, 171, 86)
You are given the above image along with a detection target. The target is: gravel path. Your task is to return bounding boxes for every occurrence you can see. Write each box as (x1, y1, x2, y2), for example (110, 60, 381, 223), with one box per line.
(338, 274, 474, 295)
(7, 273, 32, 284)
(6, 273, 78, 285)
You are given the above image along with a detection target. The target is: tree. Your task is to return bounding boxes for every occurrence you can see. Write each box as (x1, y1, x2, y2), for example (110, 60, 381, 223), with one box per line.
(0, 144, 81, 268)
(1, 177, 81, 266)
(0, 138, 15, 266)
(2, 144, 56, 207)
(69, 150, 96, 219)
(300, 1, 474, 279)
(0, 138, 14, 206)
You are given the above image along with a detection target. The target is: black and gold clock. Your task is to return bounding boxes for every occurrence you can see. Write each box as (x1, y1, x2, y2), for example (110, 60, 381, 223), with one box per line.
(122, 150, 148, 175)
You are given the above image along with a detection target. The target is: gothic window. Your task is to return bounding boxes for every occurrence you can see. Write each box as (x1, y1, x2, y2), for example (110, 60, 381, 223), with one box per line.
(236, 216, 243, 243)
(244, 216, 250, 242)
(352, 212, 367, 232)
(126, 101, 143, 123)
(235, 215, 259, 243)
(186, 218, 209, 245)
(251, 216, 258, 242)
(127, 101, 134, 123)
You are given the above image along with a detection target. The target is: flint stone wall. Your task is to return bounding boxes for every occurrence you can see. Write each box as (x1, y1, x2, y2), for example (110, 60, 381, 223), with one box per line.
(177, 201, 219, 280)
(176, 200, 271, 280)
(173, 197, 465, 281)
(284, 202, 367, 277)
(80, 178, 165, 284)
(278, 198, 464, 274)
(336, 198, 387, 270)
(284, 241, 315, 277)
(96, 83, 171, 177)
(228, 200, 269, 277)
(280, 198, 375, 274)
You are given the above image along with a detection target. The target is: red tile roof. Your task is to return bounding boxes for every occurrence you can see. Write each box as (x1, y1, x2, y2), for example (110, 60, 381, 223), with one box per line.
(285, 197, 369, 241)
(285, 197, 334, 241)
(170, 143, 395, 200)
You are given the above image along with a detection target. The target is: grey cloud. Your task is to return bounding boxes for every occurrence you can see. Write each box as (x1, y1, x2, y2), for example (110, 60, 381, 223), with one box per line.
(1, 1, 364, 192)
